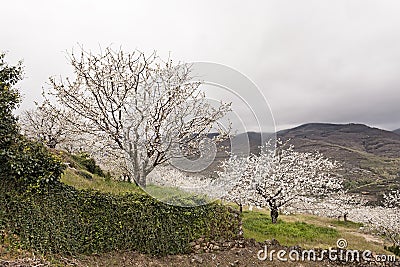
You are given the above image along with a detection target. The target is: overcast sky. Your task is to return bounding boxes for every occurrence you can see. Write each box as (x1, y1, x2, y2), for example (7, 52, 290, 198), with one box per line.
(2, 0, 400, 131)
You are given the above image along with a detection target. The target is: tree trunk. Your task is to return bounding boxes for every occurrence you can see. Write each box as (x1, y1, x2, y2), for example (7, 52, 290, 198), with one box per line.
(239, 203, 243, 214)
(270, 204, 279, 224)
(271, 208, 278, 224)
(137, 173, 147, 188)
(132, 169, 147, 188)
(343, 212, 348, 222)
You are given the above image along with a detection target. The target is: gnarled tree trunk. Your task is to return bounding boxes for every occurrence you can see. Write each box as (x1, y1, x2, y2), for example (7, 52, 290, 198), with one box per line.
(269, 200, 279, 224)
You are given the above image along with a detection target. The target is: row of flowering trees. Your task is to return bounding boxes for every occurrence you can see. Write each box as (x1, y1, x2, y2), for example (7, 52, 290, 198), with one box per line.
(283, 191, 400, 248)
(216, 140, 399, 250)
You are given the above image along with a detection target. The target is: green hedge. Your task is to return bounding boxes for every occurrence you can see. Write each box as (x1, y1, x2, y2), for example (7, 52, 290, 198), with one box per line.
(0, 181, 240, 256)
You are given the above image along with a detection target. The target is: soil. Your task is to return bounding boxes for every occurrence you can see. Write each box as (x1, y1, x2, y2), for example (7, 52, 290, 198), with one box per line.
(3, 242, 398, 267)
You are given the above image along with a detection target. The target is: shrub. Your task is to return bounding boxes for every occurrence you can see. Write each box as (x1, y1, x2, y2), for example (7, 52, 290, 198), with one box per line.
(72, 152, 104, 177)
(4, 137, 66, 188)
(0, 52, 22, 178)
(1, 53, 65, 189)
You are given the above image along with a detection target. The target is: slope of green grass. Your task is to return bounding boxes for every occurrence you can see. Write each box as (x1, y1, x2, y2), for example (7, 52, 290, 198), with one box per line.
(61, 168, 143, 195)
(145, 184, 211, 206)
(61, 168, 210, 206)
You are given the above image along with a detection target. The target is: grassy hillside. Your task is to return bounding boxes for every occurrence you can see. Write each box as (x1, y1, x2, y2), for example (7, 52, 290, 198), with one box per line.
(1, 149, 240, 258)
(61, 168, 143, 195)
(277, 123, 400, 198)
(61, 168, 210, 207)
(3, 157, 396, 265)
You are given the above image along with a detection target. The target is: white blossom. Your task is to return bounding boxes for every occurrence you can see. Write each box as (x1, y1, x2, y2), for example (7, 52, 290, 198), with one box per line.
(383, 190, 400, 208)
(217, 139, 342, 222)
(47, 47, 231, 186)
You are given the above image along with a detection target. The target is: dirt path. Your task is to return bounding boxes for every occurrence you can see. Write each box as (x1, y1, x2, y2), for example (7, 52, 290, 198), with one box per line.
(76, 248, 356, 267)
(2, 240, 398, 266)
(346, 231, 384, 245)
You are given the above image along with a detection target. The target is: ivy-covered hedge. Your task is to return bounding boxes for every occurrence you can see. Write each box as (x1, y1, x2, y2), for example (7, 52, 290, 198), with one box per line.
(0, 181, 240, 256)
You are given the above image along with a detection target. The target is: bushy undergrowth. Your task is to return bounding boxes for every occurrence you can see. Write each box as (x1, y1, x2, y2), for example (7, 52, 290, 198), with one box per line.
(0, 181, 239, 256)
(3, 137, 66, 187)
(385, 245, 400, 257)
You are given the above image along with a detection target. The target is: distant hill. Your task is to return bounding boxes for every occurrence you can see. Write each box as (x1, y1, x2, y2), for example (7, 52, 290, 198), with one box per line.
(277, 123, 400, 158)
(204, 123, 400, 199)
(277, 123, 400, 198)
(394, 128, 400, 135)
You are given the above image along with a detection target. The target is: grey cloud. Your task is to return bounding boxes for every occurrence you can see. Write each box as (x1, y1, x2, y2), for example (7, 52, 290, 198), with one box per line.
(2, 0, 400, 131)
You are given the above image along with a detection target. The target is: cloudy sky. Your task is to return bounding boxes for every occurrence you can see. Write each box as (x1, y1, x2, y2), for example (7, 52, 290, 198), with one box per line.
(3, 0, 400, 131)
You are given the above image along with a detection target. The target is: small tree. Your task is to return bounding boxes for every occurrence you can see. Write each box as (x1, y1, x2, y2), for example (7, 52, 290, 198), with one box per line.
(20, 99, 78, 149)
(219, 140, 341, 223)
(48, 47, 230, 187)
(0, 53, 22, 151)
(217, 155, 257, 214)
(383, 190, 400, 208)
(0, 52, 23, 179)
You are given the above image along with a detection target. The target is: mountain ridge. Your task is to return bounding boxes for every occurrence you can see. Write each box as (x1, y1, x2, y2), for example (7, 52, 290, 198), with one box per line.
(277, 122, 400, 158)
(206, 123, 400, 199)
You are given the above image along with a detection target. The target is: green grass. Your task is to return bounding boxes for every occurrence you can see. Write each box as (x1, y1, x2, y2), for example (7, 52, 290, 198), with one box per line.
(61, 168, 143, 195)
(242, 211, 339, 247)
(145, 184, 210, 206)
(241, 208, 392, 254)
(60, 150, 143, 195)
